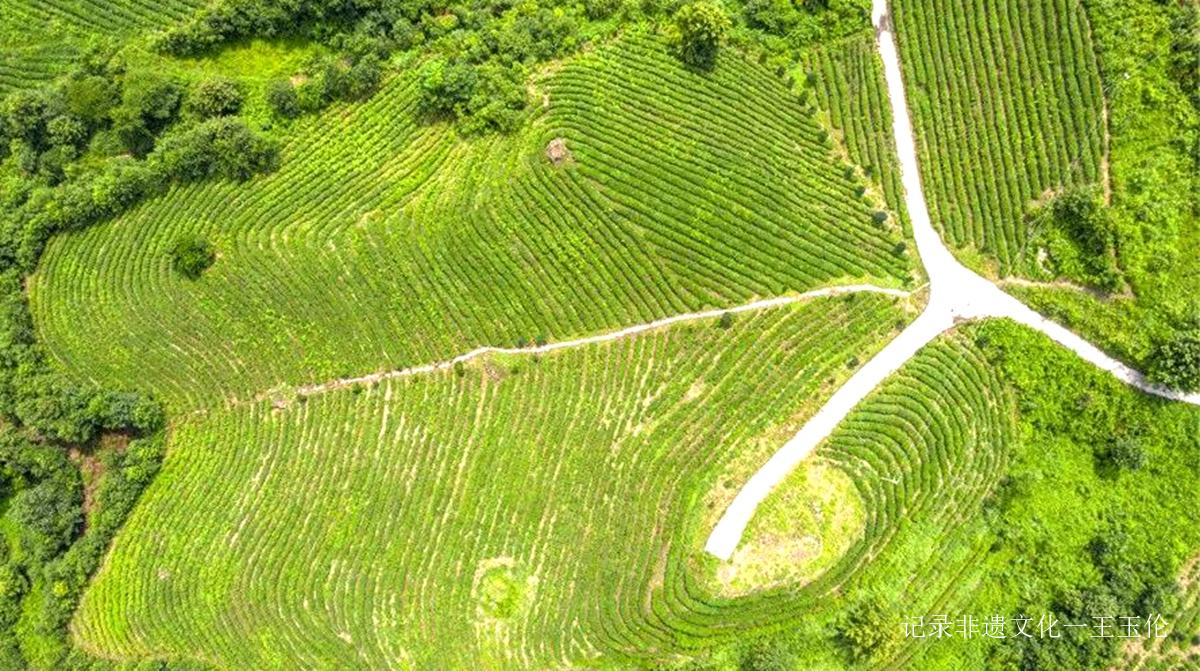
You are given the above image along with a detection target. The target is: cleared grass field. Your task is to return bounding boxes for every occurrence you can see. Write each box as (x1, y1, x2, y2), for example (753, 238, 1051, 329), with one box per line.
(891, 0, 1106, 272)
(30, 33, 914, 412)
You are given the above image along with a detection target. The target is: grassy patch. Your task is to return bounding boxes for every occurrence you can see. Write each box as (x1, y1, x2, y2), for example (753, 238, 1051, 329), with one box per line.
(714, 460, 865, 596)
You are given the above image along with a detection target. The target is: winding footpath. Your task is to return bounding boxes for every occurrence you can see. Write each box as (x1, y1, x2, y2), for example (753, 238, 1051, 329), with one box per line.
(254, 284, 911, 404)
(703, 0, 1200, 561)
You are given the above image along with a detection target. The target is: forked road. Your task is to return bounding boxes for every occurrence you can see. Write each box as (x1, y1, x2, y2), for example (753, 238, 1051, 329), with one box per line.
(703, 0, 1200, 560)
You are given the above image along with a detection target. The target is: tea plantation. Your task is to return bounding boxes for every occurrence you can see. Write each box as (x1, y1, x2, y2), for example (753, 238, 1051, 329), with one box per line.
(29, 33, 913, 411)
(0, 0, 1195, 668)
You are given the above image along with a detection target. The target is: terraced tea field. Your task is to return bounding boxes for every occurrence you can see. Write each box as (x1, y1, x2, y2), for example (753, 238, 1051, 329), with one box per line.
(891, 0, 1106, 271)
(73, 296, 906, 667)
(7, 0, 1196, 667)
(73, 293, 1035, 669)
(30, 33, 914, 412)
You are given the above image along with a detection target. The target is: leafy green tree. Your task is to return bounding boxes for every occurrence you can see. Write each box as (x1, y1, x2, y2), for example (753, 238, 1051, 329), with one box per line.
(266, 79, 301, 118)
(62, 74, 118, 125)
(743, 0, 799, 34)
(1032, 186, 1122, 291)
(9, 479, 82, 561)
(1148, 330, 1200, 392)
(3, 89, 50, 145)
(90, 159, 159, 212)
(13, 372, 100, 444)
(169, 236, 216, 279)
(88, 390, 165, 433)
(345, 54, 383, 100)
(187, 77, 244, 119)
(1048, 187, 1112, 254)
(46, 115, 87, 148)
(417, 58, 478, 117)
(0, 562, 28, 625)
(672, 1, 731, 70)
(37, 145, 75, 184)
(152, 117, 278, 181)
(111, 72, 182, 156)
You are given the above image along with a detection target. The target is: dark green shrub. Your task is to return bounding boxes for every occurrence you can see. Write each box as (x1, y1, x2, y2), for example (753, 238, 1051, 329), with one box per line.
(418, 58, 479, 118)
(743, 0, 799, 34)
(112, 72, 182, 156)
(62, 74, 119, 125)
(1031, 186, 1122, 291)
(1147, 330, 1200, 392)
(740, 641, 792, 671)
(13, 372, 101, 444)
(3, 89, 50, 144)
(836, 600, 897, 662)
(266, 79, 301, 118)
(1104, 437, 1147, 471)
(88, 390, 165, 433)
(169, 236, 215, 279)
(9, 479, 82, 562)
(45, 115, 87, 148)
(345, 54, 382, 100)
(187, 77, 243, 119)
(152, 117, 278, 182)
(417, 59, 525, 133)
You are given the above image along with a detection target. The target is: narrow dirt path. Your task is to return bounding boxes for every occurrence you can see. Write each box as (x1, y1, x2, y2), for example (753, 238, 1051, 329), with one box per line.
(247, 284, 912, 407)
(703, 0, 1200, 560)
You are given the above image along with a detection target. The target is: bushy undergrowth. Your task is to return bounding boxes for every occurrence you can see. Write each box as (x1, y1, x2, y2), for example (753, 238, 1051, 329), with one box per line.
(1005, 0, 1200, 387)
